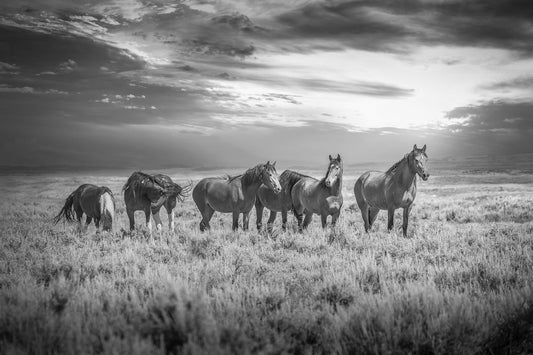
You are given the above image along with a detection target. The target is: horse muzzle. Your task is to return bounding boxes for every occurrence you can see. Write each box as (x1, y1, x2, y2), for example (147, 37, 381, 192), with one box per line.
(421, 173, 430, 181)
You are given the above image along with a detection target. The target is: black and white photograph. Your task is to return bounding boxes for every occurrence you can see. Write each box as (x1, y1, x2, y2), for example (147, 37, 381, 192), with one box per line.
(1, 0, 532, 353)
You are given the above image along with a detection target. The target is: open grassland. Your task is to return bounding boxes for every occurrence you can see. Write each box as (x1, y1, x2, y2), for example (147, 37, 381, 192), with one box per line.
(1, 169, 533, 354)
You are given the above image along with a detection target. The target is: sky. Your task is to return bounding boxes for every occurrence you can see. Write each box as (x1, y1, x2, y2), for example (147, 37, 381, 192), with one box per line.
(1, 0, 532, 169)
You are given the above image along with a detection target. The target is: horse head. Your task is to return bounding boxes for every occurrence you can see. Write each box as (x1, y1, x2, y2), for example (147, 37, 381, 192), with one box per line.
(261, 161, 282, 194)
(139, 176, 168, 203)
(325, 154, 342, 187)
(410, 144, 430, 181)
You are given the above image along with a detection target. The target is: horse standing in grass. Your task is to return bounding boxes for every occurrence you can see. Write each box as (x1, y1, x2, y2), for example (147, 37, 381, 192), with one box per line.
(150, 174, 191, 232)
(354, 144, 430, 237)
(255, 170, 308, 232)
(53, 184, 115, 232)
(123, 171, 179, 233)
(291, 155, 343, 231)
(193, 162, 282, 231)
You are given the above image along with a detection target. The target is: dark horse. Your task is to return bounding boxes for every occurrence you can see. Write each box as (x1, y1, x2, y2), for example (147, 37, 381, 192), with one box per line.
(193, 162, 282, 231)
(150, 174, 191, 232)
(123, 171, 182, 233)
(53, 184, 115, 232)
(354, 144, 429, 236)
(291, 155, 343, 231)
(255, 170, 308, 232)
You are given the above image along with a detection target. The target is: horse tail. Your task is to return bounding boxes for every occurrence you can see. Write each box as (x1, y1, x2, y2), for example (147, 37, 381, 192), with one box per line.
(99, 187, 115, 231)
(53, 191, 76, 224)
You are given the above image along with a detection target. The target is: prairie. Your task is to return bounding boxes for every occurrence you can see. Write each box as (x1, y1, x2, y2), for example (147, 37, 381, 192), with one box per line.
(1, 159, 532, 354)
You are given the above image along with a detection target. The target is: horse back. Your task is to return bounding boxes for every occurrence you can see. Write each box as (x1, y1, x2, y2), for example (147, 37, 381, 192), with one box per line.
(195, 177, 241, 213)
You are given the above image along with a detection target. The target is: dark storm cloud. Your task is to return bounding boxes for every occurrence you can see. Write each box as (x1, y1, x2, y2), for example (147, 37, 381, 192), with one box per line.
(446, 100, 533, 132)
(442, 99, 533, 157)
(272, 0, 533, 55)
(0, 24, 144, 75)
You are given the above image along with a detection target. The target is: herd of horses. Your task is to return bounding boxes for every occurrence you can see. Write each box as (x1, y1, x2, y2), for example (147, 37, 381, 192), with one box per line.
(53, 144, 429, 237)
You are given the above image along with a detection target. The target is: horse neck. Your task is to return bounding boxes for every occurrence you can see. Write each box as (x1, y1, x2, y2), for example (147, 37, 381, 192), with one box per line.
(391, 158, 417, 189)
(241, 170, 262, 196)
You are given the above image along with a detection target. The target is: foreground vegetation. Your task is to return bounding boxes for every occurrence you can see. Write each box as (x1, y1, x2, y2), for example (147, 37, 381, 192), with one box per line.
(1, 170, 532, 354)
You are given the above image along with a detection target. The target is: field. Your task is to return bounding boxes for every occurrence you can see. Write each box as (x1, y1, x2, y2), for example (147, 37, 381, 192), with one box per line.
(1, 160, 533, 354)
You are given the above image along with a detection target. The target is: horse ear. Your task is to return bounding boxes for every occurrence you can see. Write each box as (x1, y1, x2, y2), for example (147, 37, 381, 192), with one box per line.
(266, 160, 270, 166)
(329, 154, 333, 161)
(273, 161, 276, 167)
(413, 144, 418, 151)
(337, 154, 341, 161)
(422, 144, 426, 152)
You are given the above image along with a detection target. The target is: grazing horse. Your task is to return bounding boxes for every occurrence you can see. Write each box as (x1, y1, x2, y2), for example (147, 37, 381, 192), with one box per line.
(193, 161, 282, 231)
(291, 155, 343, 231)
(354, 144, 430, 236)
(255, 170, 308, 232)
(53, 184, 115, 232)
(123, 171, 178, 233)
(150, 174, 191, 232)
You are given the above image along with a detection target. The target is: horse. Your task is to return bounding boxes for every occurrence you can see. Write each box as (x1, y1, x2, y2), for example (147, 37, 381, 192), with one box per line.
(149, 174, 191, 232)
(192, 161, 282, 231)
(123, 171, 180, 233)
(354, 144, 430, 237)
(255, 169, 308, 232)
(53, 184, 115, 232)
(291, 154, 343, 231)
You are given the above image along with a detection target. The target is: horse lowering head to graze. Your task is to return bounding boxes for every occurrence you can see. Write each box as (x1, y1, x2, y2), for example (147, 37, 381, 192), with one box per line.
(354, 144, 429, 237)
(53, 184, 115, 233)
(291, 154, 344, 232)
(123, 171, 174, 233)
(150, 174, 192, 232)
(255, 169, 310, 232)
(192, 161, 282, 231)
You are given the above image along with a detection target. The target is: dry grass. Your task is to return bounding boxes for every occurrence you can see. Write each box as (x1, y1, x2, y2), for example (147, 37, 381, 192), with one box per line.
(0, 169, 532, 354)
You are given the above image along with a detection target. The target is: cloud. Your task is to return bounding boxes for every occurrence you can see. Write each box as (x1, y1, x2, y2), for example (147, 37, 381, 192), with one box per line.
(0, 84, 68, 95)
(445, 99, 533, 132)
(271, 0, 533, 55)
(482, 76, 533, 92)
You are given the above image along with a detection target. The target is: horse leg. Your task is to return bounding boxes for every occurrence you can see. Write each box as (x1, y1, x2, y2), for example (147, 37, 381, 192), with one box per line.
(232, 211, 239, 231)
(75, 206, 84, 233)
(144, 207, 153, 236)
(267, 211, 277, 233)
(302, 212, 313, 230)
(255, 199, 264, 231)
(360, 204, 370, 233)
(387, 208, 395, 232)
(332, 211, 340, 227)
(281, 207, 288, 231)
(368, 208, 380, 229)
(320, 213, 328, 229)
(95, 218, 100, 233)
(402, 205, 412, 237)
(85, 216, 92, 230)
(243, 211, 251, 231)
(200, 205, 214, 232)
(126, 208, 135, 231)
(168, 208, 175, 232)
(152, 209, 163, 232)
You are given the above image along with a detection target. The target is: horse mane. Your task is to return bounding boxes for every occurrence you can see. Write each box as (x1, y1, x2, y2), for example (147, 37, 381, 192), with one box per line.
(122, 171, 158, 198)
(241, 164, 264, 186)
(280, 170, 309, 192)
(153, 173, 192, 201)
(386, 153, 410, 174)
